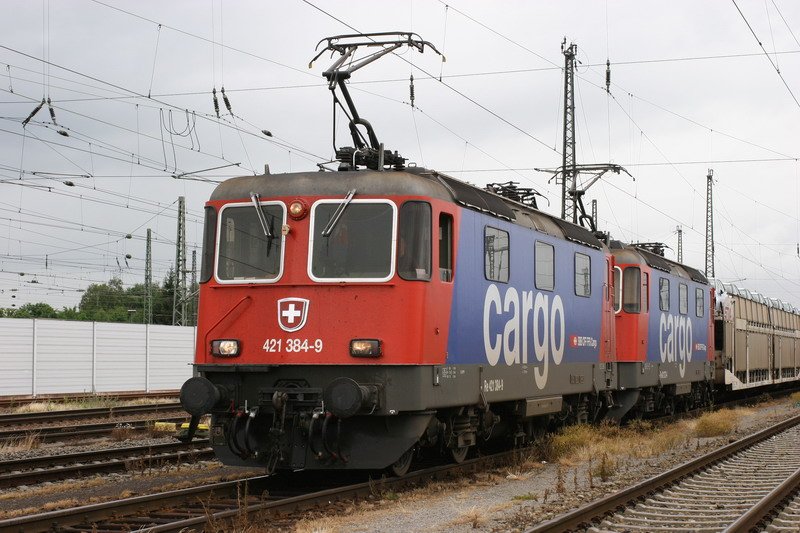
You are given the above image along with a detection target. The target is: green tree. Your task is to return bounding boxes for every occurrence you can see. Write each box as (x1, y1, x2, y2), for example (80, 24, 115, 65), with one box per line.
(79, 276, 126, 316)
(152, 268, 176, 325)
(2, 271, 196, 325)
(18, 302, 58, 318)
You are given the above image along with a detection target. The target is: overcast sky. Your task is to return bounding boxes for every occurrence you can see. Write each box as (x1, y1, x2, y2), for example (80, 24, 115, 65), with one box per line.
(1, 0, 799, 312)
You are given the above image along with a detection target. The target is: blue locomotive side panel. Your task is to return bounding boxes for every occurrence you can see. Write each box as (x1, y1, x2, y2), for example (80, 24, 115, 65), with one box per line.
(646, 272, 710, 374)
(446, 208, 606, 386)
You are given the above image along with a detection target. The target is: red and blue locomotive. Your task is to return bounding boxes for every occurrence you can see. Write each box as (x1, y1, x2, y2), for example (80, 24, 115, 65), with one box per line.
(179, 33, 716, 475)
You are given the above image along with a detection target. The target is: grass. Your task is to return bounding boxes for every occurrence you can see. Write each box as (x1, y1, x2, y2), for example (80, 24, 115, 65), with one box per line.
(0, 432, 41, 452)
(450, 506, 487, 529)
(110, 424, 135, 441)
(693, 409, 740, 437)
(592, 453, 617, 482)
(148, 421, 178, 438)
(293, 518, 339, 533)
(519, 417, 693, 484)
(513, 406, 748, 486)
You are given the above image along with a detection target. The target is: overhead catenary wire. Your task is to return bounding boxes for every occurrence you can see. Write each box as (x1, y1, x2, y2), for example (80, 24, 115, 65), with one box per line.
(422, 1, 798, 163)
(0, 45, 319, 173)
(427, 1, 799, 291)
(731, 0, 800, 110)
(299, 0, 559, 155)
(1, 2, 800, 308)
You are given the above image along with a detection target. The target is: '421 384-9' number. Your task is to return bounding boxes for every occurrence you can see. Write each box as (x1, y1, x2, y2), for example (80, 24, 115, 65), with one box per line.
(262, 338, 323, 353)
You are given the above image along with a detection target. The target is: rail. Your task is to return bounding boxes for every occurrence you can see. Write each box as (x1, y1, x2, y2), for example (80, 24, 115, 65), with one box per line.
(525, 413, 800, 532)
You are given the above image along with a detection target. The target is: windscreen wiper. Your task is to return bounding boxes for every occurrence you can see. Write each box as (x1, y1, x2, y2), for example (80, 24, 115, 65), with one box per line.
(321, 188, 356, 237)
(249, 192, 272, 238)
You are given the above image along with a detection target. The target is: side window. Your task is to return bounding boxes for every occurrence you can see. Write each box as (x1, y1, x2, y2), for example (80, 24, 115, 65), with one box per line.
(200, 206, 217, 283)
(535, 241, 555, 291)
(397, 201, 431, 281)
(679, 283, 688, 314)
(613, 266, 622, 313)
(484, 227, 509, 282)
(642, 272, 650, 312)
(439, 213, 453, 282)
(622, 267, 641, 313)
(659, 278, 670, 311)
(696, 288, 705, 317)
(574, 253, 591, 297)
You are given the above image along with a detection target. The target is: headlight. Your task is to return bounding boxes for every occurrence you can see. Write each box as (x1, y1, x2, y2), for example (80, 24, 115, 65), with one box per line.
(288, 199, 308, 220)
(211, 339, 240, 357)
(350, 339, 381, 357)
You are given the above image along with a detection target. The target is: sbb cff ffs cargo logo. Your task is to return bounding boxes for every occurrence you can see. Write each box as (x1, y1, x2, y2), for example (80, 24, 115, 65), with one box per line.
(277, 298, 310, 332)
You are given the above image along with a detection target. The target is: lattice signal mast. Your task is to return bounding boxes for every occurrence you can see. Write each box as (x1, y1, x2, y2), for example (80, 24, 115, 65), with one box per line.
(190, 248, 197, 326)
(173, 196, 187, 326)
(705, 169, 715, 278)
(145, 228, 153, 324)
(546, 40, 630, 232)
(560, 40, 577, 223)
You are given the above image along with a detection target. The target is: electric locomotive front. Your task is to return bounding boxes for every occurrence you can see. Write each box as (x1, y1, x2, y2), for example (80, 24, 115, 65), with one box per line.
(610, 243, 714, 417)
(180, 168, 463, 473)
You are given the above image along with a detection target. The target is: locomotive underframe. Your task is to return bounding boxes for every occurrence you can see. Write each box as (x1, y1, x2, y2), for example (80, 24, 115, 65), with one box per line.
(196, 361, 624, 471)
(615, 360, 715, 417)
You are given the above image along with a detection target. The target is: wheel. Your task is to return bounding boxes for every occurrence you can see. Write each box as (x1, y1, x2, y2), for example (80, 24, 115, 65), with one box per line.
(388, 447, 414, 477)
(449, 445, 469, 464)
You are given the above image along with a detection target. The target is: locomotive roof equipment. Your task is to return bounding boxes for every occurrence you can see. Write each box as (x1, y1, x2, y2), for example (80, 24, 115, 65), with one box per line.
(309, 32, 444, 172)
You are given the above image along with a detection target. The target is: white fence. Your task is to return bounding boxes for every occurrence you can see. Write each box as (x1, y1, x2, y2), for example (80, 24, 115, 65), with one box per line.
(0, 318, 196, 396)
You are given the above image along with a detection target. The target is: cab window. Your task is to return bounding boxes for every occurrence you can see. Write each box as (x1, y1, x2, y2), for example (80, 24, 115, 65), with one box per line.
(200, 206, 217, 283)
(217, 202, 284, 282)
(439, 213, 453, 282)
(397, 201, 431, 281)
(310, 200, 395, 281)
(622, 267, 641, 313)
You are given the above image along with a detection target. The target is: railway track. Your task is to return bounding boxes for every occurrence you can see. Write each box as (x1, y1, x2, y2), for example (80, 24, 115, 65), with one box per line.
(0, 447, 518, 532)
(0, 391, 178, 409)
(2, 399, 798, 531)
(0, 440, 213, 489)
(0, 417, 190, 444)
(526, 413, 800, 533)
(0, 403, 189, 444)
(0, 402, 182, 424)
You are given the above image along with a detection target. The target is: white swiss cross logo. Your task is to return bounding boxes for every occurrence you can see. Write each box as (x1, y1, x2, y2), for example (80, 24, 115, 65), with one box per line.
(277, 298, 309, 332)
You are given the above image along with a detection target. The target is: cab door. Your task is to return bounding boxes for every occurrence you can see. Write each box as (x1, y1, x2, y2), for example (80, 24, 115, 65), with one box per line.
(601, 257, 616, 361)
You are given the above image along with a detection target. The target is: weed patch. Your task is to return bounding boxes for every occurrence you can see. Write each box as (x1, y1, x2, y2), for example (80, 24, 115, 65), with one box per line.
(0, 432, 40, 452)
(694, 410, 738, 437)
(450, 506, 487, 529)
(110, 423, 135, 441)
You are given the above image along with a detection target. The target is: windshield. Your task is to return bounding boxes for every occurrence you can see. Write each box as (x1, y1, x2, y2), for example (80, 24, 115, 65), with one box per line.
(217, 203, 284, 281)
(310, 201, 395, 280)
